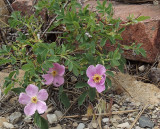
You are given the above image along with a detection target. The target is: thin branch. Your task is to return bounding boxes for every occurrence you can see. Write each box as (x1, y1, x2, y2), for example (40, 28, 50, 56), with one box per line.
(42, 0, 70, 37)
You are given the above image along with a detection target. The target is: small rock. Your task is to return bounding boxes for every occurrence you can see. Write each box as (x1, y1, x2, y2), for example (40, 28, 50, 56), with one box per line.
(77, 123, 85, 129)
(0, 117, 7, 128)
(54, 110, 63, 120)
(157, 94, 160, 99)
(139, 116, 154, 128)
(138, 65, 145, 72)
(128, 117, 134, 122)
(135, 102, 141, 107)
(148, 105, 155, 109)
(49, 124, 62, 129)
(9, 112, 22, 124)
(82, 117, 88, 121)
(47, 114, 57, 124)
(24, 116, 32, 123)
(135, 126, 141, 129)
(103, 125, 109, 129)
(91, 122, 98, 128)
(71, 76, 77, 82)
(3, 122, 14, 129)
(117, 122, 130, 128)
(102, 118, 109, 123)
(73, 122, 78, 127)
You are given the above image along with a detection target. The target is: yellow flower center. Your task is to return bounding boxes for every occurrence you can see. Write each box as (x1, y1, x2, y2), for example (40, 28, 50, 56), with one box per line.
(52, 70, 57, 77)
(92, 74, 102, 83)
(31, 96, 38, 103)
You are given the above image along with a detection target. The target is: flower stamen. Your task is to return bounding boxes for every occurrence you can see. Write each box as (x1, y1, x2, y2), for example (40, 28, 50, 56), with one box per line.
(93, 74, 102, 83)
(31, 96, 38, 103)
(52, 70, 57, 77)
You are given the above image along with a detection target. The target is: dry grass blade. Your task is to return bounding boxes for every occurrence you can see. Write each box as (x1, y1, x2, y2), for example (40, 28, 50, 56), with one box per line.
(129, 104, 148, 129)
(62, 109, 139, 119)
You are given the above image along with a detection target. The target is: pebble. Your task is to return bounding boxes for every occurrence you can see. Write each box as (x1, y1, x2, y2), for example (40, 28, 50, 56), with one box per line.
(138, 65, 145, 72)
(24, 116, 32, 123)
(82, 117, 88, 121)
(77, 123, 85, 129)
(54, 110, 63, 120)
(3, 122, 14, 129)
(71, 76, 77, 82)
(47, 114, 57, 124)
(0, 117, 7, 127)
(9, 112, 22, 124)
(49, 124, 62, 129)
(139, 116, 154, 128)
(91, 122, 98, 128)
(117, 122, 130, 128)
(135, 126, 141, 129)
(102, 118, 109, 123)
(73, 122, 78, 127)
(103, 125, 109, 129)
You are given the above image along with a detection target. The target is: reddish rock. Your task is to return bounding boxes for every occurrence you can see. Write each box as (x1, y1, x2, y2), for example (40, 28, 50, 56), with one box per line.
(12, 0, 34, 15)
(84, 1, 160, 63)
(12, 0, 47, 20)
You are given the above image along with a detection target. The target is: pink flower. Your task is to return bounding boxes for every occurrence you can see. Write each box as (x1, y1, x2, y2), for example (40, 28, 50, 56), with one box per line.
(86, 64, 106, 93)
(42, 63, 65, 87)
(19, 84, 48, 116)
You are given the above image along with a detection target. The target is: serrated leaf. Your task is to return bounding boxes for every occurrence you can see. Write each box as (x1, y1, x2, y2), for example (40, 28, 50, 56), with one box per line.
(106, 71, 114, 77)
(100, 38, 107, 47)
(60, 92, 70, 108)
(78, 91, 88, 106)
(106, 77, 112, 87)
(68, 62, 73, 71)
(11, 88, 25, 94)
(88, 87, 96, 101)
(34, 111, 48, 129)
(4, 83, 14, 94)
(75, 82, 88, 88)
(136, 16, 150, 22)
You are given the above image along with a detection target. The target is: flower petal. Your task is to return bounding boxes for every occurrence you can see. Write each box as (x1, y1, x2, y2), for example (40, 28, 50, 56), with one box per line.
(96, 85, 105, 93)
(54, 63, 65, 76)
(24, 103, 36, 116)
(53, 76, 64, 87)
(37, 89, 48, 101)
(26, 84, 38, 97)
(87, 79, 96, 87)
(98, 74, 106, 85)
(48, 68, 54, 73)
(42, 74, 53, 85)
(36, 101, 47, 114)
(19, 93, 31, 105)
(96, 64, 106, 75)
(86, 65, 96, 78)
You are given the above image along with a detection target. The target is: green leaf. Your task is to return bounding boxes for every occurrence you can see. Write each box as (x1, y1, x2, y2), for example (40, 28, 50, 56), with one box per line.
(106, 77, 112, 87)
(60, 92, 70, 108)
(34, 111, 48, 129)
(88, 88, 96, 101)
(68, 62, 73, 71)
(78, 91, 88, 106)
(106, 71, 114, 77)
(0, 59, 11, 66)
(136, 16, 150, 22)
(100, 38, 107, 47)
(37, 54, 42, 64)
(11, 88, 25, 94)
(139, 48, 146, 57)
(75, 82, 88, 88)
(22, 64, 32, 71)
(4, 83, 14, 94)
(111, 60, 120, 66)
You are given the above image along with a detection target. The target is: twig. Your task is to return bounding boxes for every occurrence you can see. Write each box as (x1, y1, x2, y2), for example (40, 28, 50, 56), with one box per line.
(62, 109, 139, 119)
(129, 104, 148, 129)
(4, 0, 14, 12)
(59, 98, 78, 121)
(42, 0, 70, 37)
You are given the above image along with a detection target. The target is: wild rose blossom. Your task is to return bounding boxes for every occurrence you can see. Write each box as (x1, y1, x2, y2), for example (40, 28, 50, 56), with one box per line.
(86, 64, 106, 93)
(19, 84, 48, 116)
(42, 63, 65, 87)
